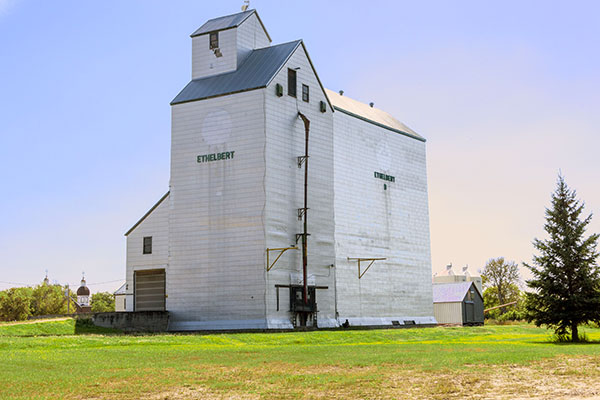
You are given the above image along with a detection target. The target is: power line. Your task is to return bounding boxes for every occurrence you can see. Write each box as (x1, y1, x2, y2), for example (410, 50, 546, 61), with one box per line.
(0, 278, 124, 288)
(0, 280, 31, 286)
(69, 279, 124, 286)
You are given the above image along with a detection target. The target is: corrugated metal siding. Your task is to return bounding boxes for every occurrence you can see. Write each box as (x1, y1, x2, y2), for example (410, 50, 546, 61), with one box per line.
(134, 269, 166, 311)
(173, 40, 301, 105)
(192, 28, 238, 80)
(434, 302, 463, 324)
(333, 94, 434, 324)
(125, 193, 170, 311)
(167, 89, 268, 330)
(264, 44, 336, 328)
(114, 294, 126, 312)
(236, 13, 271, 66)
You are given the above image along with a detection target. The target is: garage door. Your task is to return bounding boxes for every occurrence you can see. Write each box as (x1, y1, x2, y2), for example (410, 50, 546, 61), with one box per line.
(134, 269, 165, 311)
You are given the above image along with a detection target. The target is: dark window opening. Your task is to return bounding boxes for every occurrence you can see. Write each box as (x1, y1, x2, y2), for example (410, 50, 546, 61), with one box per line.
(209, 32, 219, 49)
(302, 84, 309, 102)
(143, 236, 152, 255)
(288, 68, 297, 97)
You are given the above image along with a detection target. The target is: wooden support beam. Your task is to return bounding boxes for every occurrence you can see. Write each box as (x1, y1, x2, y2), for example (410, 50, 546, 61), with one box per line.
(484, 301, 518, 313)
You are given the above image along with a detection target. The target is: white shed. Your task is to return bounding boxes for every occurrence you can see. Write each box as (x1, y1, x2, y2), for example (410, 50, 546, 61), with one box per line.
(433, 282, 484, 325)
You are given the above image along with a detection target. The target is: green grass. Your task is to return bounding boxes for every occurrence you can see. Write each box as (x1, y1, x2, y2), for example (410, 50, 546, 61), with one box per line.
(2, 320, 600, 399)
(0, 318, 119, 337)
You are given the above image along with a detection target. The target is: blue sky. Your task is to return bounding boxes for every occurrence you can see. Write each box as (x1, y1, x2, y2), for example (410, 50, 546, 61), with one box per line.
(1, 0, 599, 292)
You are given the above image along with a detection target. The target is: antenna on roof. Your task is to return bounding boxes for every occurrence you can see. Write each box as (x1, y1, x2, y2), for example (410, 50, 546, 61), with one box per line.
(241, 0, 250, 11)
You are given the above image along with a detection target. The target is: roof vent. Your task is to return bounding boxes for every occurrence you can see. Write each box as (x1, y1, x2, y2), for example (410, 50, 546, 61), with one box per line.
(339, 90, 344, 96)
(369, 102, 374, 108)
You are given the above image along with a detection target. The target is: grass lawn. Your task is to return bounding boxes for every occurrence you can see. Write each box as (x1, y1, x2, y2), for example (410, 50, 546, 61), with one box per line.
(1, 319, 600, 399)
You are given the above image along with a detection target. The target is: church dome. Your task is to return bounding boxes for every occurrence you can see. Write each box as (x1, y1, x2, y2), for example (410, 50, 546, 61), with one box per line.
(77, 286, 90, 295)
(77, 278, 90, 296)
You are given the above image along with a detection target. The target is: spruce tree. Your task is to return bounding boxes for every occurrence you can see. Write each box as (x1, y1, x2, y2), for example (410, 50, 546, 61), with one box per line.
(525, 175, 600, 341)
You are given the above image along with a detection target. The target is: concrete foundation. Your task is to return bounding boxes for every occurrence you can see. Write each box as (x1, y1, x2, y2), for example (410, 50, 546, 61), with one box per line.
(92, 311, 169, 332)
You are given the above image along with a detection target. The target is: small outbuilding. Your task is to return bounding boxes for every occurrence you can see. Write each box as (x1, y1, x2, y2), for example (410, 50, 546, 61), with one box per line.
(114, 283, 127, 312)
(433, 281, 483, 325)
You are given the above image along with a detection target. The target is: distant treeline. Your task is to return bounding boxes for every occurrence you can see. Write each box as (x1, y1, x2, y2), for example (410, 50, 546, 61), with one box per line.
(0, 284, 114, 321)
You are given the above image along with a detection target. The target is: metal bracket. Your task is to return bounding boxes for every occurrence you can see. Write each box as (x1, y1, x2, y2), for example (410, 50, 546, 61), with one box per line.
(296, 233, 311, 244)
(266, 247, 298, 271)
(297, 155, 309, 168)
(347, 257, 387, 279)
(297, 208, 309, 221)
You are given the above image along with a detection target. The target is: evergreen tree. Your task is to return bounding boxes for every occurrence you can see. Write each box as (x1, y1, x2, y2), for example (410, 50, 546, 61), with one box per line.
(525, 175, 600, 342)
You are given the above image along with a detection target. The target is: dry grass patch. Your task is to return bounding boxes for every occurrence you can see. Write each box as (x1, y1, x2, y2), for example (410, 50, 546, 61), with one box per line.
(147, 356, 600, 400)
(386, 356, 600, 400)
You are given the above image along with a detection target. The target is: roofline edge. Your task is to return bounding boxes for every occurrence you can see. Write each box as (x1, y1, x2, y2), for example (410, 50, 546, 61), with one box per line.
(333, 106, 426, 142)
(190, 9, 272, 42)
(124, 191, 170, 236)
(170, 86, 266, 106)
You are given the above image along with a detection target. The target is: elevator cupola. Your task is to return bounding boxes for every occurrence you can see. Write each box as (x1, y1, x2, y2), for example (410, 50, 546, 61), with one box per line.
(190, 9, 271, 80)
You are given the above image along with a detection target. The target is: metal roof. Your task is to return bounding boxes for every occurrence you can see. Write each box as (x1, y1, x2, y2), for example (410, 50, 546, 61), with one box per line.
(432, 282, 479, 303)
(325, 89, 425, 142)
(190, 9, 271, 42)
(171, 40, 302, 105)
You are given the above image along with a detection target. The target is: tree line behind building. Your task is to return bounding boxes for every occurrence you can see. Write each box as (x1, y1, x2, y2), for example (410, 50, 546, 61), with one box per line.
(0, 283, 114, 321)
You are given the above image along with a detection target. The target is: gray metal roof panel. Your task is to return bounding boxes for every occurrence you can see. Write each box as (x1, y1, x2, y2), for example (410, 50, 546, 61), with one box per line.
(171, 40, 302, 105)
(191, 9, 255, 37)
(326, 88, 425, 142)
(432, 282, 474, 303)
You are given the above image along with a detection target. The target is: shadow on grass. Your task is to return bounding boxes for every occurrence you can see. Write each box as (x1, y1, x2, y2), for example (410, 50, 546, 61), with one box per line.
(74, 318, 123, 335)
(528, 333, 600, 345)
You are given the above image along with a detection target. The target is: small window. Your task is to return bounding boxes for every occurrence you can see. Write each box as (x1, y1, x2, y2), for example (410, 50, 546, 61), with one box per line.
(209, 32, 219, 49)
(143, 236, 152, 254)
(302, 84, 309, 102)
(124, 298, 126, 309)
(288, 68, 297, 97)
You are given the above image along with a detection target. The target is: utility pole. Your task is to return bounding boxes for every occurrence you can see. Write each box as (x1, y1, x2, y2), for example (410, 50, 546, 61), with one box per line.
(298, 112, 310, 326)
(64, 285, 70, 314)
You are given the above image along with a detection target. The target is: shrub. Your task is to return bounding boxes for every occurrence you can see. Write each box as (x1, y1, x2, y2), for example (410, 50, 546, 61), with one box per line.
(0, 287, 34, 321)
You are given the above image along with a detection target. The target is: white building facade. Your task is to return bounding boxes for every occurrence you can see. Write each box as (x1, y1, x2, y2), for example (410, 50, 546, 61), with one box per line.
(124, 9, 435, 330)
